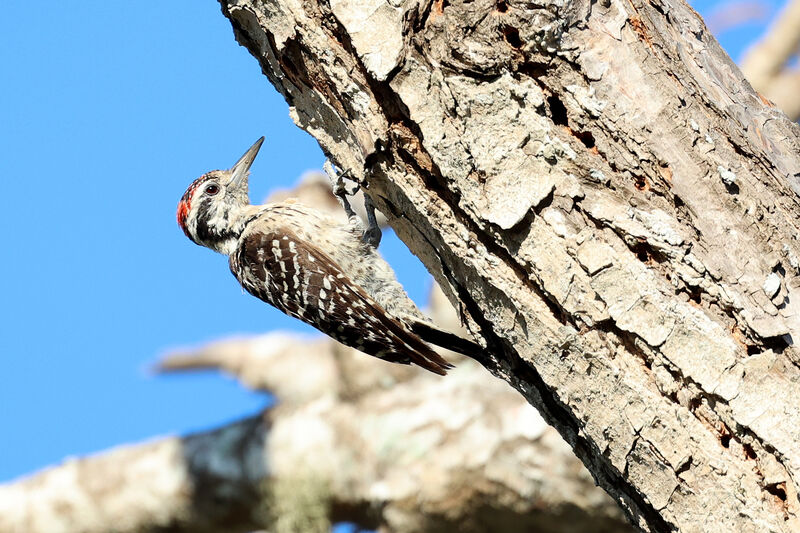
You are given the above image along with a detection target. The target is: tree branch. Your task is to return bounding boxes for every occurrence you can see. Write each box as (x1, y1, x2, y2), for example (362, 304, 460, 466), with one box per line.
(741, 0, 800, 119)
(0, 333, 631, 533)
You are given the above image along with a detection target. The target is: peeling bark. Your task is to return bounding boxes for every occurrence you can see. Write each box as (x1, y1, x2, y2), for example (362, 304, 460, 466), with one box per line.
(218, 0, 800, 530)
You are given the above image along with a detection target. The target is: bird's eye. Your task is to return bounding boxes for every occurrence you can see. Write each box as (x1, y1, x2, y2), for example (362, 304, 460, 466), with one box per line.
(205, 184, 220, 195)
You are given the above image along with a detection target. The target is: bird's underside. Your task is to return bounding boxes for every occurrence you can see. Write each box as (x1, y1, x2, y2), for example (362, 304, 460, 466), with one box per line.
(230, 220, 455, 374)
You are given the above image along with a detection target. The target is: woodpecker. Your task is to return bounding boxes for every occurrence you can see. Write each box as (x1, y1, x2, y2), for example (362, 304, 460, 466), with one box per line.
(177, 137, 482, 374)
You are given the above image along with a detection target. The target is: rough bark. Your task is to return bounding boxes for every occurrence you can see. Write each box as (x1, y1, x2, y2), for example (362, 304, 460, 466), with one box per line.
(217, 0, 800, 530)
(0, 332, 631, 533)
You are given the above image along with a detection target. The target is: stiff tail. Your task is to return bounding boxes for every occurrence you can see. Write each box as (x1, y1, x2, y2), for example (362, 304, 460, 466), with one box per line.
(408, 320, 485, 360)
(408, 347, 454, 375)
(377, 324, 455, 375)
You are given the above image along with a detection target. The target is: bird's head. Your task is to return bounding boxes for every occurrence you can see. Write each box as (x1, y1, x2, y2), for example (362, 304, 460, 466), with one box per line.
(177, 137, 264, 254)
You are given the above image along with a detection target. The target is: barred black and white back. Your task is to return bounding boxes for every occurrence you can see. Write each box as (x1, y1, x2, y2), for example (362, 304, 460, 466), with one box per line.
(230, 214, 455, 374)
(177, 137, 483, 375)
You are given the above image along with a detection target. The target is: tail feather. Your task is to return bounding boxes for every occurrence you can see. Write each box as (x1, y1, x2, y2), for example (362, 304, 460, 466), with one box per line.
(408, 320, 484, 359)
(408, 348, 454, 375)
(376, 314, 455, 375)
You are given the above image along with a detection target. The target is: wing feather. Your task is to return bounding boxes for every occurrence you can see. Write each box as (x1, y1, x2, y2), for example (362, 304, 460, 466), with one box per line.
(231, 227, 452, 374)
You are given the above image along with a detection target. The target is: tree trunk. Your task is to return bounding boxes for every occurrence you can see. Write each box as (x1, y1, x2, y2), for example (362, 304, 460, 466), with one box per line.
(219, 0, 800, 530)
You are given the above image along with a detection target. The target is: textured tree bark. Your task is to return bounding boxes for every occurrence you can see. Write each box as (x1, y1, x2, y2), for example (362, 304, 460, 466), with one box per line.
(0, 334, 632, 533)
(218, 0, 800, 530)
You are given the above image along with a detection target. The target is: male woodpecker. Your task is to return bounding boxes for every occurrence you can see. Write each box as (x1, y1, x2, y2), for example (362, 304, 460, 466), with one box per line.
(177, 137, 482, 374)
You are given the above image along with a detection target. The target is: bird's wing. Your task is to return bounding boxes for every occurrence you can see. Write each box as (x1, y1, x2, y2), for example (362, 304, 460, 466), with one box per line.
(230, 227, 453, 375)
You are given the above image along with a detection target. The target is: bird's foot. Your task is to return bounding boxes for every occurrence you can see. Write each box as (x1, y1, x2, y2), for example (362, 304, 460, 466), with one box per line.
(324, 160, 359, 219)
(324, 161, 360, 195)
(323, 160, 382, 248)
(362, 194, 382, 248)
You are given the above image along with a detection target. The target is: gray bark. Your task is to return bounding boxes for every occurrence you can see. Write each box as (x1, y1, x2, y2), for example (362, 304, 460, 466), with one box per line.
(218, 0, 800, 530)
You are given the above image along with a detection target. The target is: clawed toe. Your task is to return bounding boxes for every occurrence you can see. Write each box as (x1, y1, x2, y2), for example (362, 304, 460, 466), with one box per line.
(324, 160, 382, 248)
(363, 226, 382, 247)
(324, 161, 359, 197)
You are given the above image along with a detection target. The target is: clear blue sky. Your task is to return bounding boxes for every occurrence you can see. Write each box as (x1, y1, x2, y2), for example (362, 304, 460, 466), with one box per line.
(0, 0, 783, 483)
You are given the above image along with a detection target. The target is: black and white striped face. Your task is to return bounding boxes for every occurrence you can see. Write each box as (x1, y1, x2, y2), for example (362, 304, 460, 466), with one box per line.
(177, 170, 250, 253)
(176, 137, 264, 255)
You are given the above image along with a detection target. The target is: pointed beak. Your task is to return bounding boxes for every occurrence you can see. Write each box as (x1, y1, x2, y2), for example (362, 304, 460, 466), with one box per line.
(227, 136, 264, 188)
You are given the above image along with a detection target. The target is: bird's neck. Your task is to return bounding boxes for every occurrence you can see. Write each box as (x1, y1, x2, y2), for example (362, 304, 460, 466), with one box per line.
(203, 204, 261, 256)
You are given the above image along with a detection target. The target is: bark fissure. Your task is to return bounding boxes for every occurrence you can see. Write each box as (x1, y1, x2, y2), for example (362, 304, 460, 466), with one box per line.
(597, 314, 792, 504)
(388, 123, 576, 329)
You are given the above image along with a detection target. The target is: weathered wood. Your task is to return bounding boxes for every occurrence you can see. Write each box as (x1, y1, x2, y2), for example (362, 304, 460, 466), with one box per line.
(219, 0, 800, 529)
